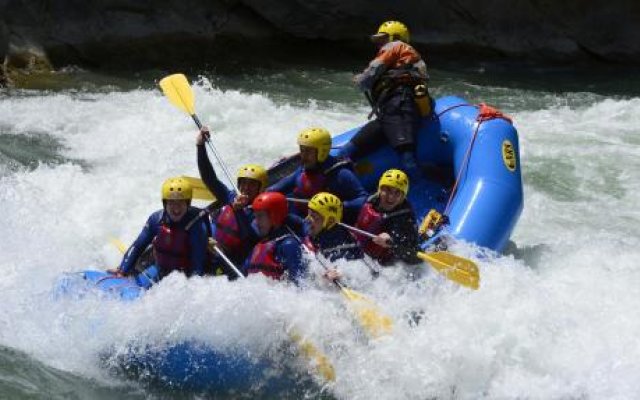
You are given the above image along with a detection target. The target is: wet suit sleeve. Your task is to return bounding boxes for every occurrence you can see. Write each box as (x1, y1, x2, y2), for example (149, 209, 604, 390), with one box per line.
(188, 219, 209, 276)
(387, 212, 421, 264)
(356, 62, 387, 93)
(197, 144, 233, 205)
(119, 212, 160, 274)
(355, 42, 401, 92)
(335, 169, 368, 222)
(266, 168, 299, 195)
(277, 237, 305, 285)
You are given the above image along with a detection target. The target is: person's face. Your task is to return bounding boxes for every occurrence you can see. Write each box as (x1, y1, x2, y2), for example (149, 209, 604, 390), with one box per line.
(306, 209, 325, 237)
(378, 185, 405, 211)
(371, 33, 389, 48)
(299, 145, 319, 169)
(238, 178, 262, 202)
(254, 210, 273, 237)
(165, 199, 189, 222)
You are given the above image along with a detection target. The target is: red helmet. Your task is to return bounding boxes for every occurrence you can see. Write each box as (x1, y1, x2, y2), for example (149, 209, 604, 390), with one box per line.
(252, 192, 288, 226)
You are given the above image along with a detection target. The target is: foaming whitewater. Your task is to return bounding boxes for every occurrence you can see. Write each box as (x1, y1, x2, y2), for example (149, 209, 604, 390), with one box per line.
(0, 79, 639, 399)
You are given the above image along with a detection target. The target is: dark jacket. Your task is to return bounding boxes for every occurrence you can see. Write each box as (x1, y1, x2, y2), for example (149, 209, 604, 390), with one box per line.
(359, 194, 421, 265)
(307, 224, 363, 263)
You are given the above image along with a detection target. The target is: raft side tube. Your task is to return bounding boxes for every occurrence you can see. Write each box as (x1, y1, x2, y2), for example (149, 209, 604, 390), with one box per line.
(434, 96, 523, 251)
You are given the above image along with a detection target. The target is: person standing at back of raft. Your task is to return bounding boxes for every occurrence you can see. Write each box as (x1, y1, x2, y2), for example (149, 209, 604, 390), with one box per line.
(338, 21, 432, 181)
(267, 127, 367, 224)
(354, 169, 421, 266)
(110, 177, 209, 286)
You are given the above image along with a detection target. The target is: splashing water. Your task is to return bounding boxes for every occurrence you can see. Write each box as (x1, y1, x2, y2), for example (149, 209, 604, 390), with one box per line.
(0, 69, 639, 399)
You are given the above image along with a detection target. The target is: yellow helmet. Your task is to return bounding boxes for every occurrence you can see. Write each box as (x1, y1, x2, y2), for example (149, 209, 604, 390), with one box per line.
(373, 21, 410, 43)
(308, 192, 343, 229)
(297, 127, 332, 163)
(237, 164, 268, 191)
(378, 169, 409, 196)
(162, 177, 193, 201)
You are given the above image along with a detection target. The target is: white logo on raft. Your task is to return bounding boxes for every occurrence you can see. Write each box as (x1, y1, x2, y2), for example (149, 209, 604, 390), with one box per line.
(502, 140, 517, 172)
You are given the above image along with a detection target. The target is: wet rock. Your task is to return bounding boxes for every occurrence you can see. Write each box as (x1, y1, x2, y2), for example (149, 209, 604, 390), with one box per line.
(0, 0, 638, 73)
(0, 16, 8, 87)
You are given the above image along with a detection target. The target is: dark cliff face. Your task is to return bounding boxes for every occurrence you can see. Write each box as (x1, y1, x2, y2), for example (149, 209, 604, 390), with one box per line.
(1, 0, 639, 73)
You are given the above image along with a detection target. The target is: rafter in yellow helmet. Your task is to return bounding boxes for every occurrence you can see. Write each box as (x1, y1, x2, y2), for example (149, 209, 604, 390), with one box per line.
(378, 169, 409, 196)
(162, 177, 193, 201)
(297, 127, 332, 163)
(374, 21, 410, 43)
(237, 164, 268, 191)
(308, 192, 343, 229)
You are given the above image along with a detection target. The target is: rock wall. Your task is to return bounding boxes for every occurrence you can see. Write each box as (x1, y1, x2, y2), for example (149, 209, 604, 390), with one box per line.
(1, 0, 638, 73)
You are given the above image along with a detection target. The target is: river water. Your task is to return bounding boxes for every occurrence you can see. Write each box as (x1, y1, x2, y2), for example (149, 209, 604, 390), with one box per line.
(0, 63, 639, 399)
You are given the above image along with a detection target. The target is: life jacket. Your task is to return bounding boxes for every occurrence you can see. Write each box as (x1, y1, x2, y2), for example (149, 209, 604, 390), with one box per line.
(371, 41, 428, 103)
(292, 160, 351, 214)
(355, 200, 411, 261)
(152, 223, 191, 274)
(246, 235, 287, 280)
(214, 205, 243, 252)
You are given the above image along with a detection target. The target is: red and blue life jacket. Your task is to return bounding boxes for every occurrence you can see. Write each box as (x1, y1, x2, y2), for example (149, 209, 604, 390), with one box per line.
(214, 205, 242, 251)
(246, 235, 288, 280)
(153, 223, 191, 273)
(292, 160, 351, 214)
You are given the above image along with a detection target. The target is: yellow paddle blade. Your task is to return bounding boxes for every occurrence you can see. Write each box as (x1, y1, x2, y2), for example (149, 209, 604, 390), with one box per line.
(179, 176, 216, 201)
(417, 251, 480, 290)
(288, 329, 336, 382)
(159, 73, 196, 116)
(109, 237, 128, 254)
(341, 287, 393, 338)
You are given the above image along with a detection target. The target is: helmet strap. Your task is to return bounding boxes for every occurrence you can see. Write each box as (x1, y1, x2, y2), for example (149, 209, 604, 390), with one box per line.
(326, 216, 337, 229)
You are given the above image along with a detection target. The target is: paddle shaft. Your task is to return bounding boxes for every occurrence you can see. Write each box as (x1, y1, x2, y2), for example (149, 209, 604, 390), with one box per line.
(339, 222, 480, 287)
(212, 227, 336, 380)
(192, 116, 238, 194)
(286, 197, 309, 204)
(285, 225, 393, 337)
(211, 245, 245, 280)
(159, 74, 238, 193)
(285, 226, 357, 292)
(364, 91, 379, 119)
(339, 222, 377, 239)
(185, 201, 220, 230)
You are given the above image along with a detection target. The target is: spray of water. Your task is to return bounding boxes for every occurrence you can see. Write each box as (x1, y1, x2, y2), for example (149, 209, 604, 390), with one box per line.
(0, 79, 639, 399)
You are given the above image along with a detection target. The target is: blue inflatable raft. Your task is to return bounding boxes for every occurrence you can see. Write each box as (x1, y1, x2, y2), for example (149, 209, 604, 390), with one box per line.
(335, 95, 523, 252)
(54, 269, 312, 394)
(54, 95, 523, 391)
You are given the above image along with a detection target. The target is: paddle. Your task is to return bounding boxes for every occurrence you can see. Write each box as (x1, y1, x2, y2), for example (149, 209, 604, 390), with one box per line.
(207, 241, 336, 382)
(179, 176, 216, 202)
(109, 237, 335, 381)
(286, 227, 393, 338)
(267, 153, 301, 187)
(109, 237, 128, 255)
(416, 251, 479, 290)
(159, 73, 238, 192)
(338, 222, 480, 290)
